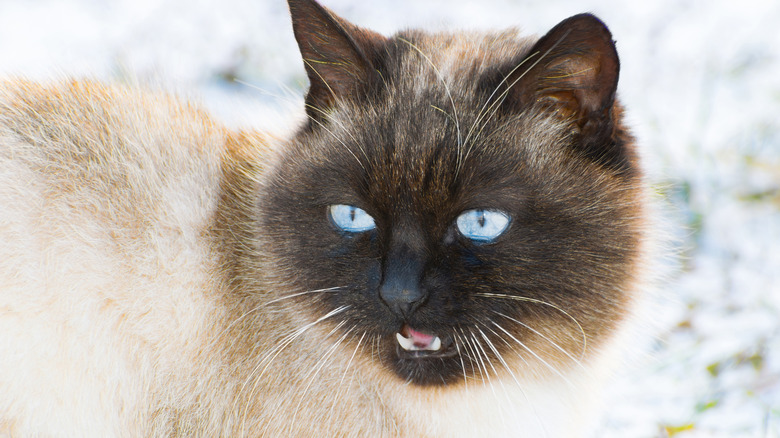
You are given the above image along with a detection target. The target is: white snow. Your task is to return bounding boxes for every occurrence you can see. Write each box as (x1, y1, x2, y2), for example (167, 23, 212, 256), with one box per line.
(2, 0, 778, 436)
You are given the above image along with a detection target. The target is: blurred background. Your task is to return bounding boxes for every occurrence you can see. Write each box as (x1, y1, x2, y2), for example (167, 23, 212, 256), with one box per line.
(1, 0, 778, 436)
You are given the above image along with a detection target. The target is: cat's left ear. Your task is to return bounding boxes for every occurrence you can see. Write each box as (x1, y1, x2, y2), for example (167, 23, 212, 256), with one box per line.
(502, 14, 627, 168)
(507, 13, 619, 124)
(288, 0, 389, 124)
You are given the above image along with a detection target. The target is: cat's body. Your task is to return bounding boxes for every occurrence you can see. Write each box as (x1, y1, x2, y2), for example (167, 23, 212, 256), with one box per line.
(0, 1, 646, 436)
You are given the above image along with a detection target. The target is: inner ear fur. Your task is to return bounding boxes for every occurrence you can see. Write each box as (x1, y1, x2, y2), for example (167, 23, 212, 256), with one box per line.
(509, 13, 619, 125)
(288, 0, 389, 124)
(504, 14, 631, 171)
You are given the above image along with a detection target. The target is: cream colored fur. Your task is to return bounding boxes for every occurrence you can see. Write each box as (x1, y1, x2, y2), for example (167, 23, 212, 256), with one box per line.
(0, 80, 232, 435)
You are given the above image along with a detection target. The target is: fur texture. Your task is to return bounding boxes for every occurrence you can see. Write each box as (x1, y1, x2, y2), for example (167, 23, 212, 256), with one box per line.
(0, 1, 647, 436)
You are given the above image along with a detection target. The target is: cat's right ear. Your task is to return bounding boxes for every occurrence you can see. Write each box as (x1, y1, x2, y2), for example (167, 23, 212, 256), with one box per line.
(288, 0, 389, 125)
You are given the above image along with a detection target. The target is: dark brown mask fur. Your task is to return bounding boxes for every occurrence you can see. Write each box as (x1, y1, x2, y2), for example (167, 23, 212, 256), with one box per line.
(226, 0, 644, 387)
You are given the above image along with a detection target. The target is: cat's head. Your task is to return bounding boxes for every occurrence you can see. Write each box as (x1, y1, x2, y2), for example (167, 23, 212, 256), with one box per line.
(257, 0, 644, 386)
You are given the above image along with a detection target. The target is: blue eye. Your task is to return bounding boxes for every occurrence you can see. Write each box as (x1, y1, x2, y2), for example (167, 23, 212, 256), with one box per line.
(329, 204, 376, 233)
(456, 209, 510, 242)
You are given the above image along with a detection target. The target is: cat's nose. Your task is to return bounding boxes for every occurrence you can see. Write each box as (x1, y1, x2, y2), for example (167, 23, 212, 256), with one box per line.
(379, 248, 427, 318)
(380, 227, 429, 318)
(379, 281, 425, 319)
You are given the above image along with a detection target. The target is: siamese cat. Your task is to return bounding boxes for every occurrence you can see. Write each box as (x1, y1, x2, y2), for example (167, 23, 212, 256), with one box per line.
(0, 0, 647, 436)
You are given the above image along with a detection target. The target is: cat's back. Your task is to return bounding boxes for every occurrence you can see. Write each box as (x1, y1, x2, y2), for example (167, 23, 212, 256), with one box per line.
(0, 79, 226, 222)
(0, 79, 238, 435)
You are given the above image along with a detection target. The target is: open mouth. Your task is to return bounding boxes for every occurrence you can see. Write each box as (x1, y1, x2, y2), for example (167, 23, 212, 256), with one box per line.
(395, 324, 457, 359)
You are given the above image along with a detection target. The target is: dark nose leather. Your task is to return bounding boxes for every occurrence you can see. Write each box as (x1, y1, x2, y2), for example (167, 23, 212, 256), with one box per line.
(379, 243, 427, 318)
(379, 275, 425, 318)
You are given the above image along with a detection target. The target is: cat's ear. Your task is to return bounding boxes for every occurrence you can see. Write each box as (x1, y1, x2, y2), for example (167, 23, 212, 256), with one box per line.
(288, 0, 389, 124)
(501, 14, 627, 169)
(507, 13, 619, 124)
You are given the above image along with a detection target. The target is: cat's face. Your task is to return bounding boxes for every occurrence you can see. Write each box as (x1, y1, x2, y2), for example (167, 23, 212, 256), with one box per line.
(257, 0, 643, 386)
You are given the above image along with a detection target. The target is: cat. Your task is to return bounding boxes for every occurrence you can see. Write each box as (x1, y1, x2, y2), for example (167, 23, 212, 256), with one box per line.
(0, 0, 647, 436)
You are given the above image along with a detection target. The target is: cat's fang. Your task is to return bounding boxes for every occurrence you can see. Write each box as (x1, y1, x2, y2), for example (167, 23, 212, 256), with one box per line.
(395, 332, 442, 351)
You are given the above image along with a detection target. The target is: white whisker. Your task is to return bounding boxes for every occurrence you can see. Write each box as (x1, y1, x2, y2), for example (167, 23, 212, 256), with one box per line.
(493, 310, 586, 365)
(458, 327, 486, 385)
(489, 320, 575, 389)
(237, 305, 351, 435)
(332, 330, 367, 407)
(208, 286, 344, 352)
(477, 324, 549, 437)
(476, 326, 519, 385)
(470, 328, 511, 431)
(263, 286, 345, 306)
(339, 331, 366, 388)
(373, 333, 384, 363)
(473, 292, 587, 357)
(465, 329, 496, 393)
(470, 328, 498, 379)
(288, 324, 354, 433)
(453, 333, 470, 392)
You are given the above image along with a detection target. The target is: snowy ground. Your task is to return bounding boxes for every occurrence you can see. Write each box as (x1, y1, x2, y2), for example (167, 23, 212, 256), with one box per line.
(2, 0, 778, 436)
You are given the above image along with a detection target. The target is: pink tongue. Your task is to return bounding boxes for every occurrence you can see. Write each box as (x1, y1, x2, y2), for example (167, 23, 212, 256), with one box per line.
(402, 325, 435, 348)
